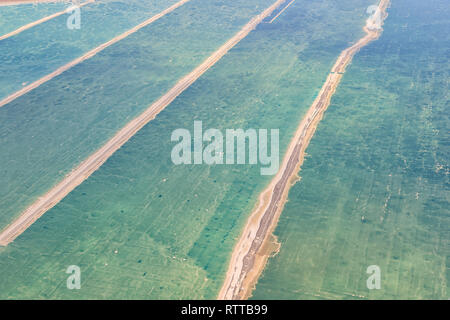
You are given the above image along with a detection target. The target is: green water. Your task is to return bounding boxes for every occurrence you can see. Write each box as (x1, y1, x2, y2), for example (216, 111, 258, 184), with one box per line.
(0, 1, 68, 35)
(0, 0, 274, 230)
(252, 0, 449, 300)
(0, 0, 182, 100)
(0, 0, 374, 298)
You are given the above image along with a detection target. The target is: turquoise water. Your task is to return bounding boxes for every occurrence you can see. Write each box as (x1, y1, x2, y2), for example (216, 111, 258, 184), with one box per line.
(0, 0, 374, 299)
(0, 1, 68, 35)
(0, 0, 183, 100)
(252, 0, 449, 299)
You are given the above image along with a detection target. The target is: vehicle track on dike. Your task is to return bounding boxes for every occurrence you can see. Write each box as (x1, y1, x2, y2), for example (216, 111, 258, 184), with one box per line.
(0, 0, 287, 246)
(218, 0, 391, 300)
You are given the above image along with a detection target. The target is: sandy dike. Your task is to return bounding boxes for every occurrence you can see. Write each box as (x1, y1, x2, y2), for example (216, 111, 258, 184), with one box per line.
(218, 0, 390, 300)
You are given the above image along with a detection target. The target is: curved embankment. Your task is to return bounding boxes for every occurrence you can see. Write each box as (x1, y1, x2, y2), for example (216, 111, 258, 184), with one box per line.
(218, 0, 390, 300)
(269, 0, 295, 24)
(0, 0, 192, 108)
(0, 0, 94, 41)
(0, 0, 287, 246)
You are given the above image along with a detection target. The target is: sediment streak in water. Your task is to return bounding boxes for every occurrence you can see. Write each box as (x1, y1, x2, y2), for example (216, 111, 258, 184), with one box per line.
(0, 0, 288, 246)
(218, 0, 390, 300)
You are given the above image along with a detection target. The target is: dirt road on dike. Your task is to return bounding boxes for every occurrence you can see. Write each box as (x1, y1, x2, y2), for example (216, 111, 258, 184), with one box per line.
(218, 0, 390, 300)
(0, 0, 287, 246)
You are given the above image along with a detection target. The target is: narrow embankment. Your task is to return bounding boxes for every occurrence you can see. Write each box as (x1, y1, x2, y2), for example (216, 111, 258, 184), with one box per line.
(218, 0, 390, 300)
